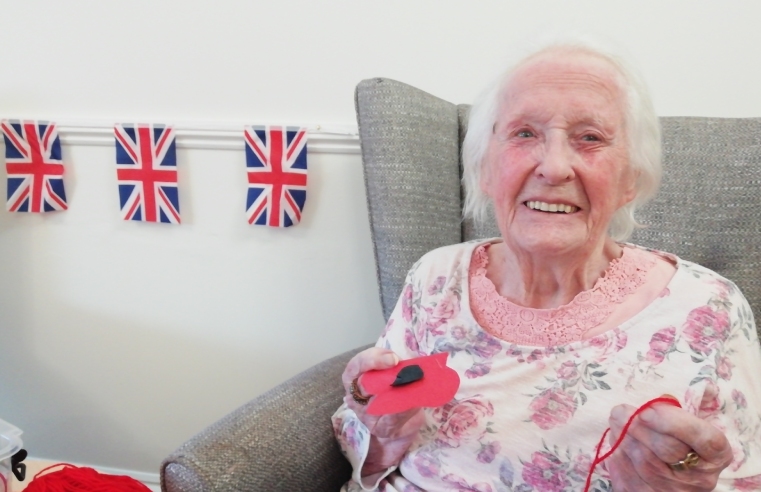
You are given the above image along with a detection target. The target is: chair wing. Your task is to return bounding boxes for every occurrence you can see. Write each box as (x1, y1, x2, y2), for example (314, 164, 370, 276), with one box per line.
(632, 117, 761, 334)
(356, 78, 463, 321)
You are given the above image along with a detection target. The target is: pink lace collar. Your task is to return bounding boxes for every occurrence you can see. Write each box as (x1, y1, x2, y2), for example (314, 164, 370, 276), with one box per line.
(469, 243, 655, 346)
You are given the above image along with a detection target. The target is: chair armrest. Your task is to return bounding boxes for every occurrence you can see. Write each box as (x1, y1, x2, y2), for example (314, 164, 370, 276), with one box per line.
(161, 345, 371, 492)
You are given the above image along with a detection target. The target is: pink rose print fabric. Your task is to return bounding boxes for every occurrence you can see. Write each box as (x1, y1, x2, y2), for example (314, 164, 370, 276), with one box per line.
(432, 397, 494, 448)
(528, 388, 578, 430)
(522, 450, 577, 492)
(332, 240, 761, 491)
(683, 305, 731, 356)
(732, 475, 761, 491)
(645, 326, 676, 364)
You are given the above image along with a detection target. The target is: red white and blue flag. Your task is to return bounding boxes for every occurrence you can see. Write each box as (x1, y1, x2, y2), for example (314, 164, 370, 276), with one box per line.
(244, 126, 307, 227)
(114, 124, 181, 224)
(2, 120, 68, 213)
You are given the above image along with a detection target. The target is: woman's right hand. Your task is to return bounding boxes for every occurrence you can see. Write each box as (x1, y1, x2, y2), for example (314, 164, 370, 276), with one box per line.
(341, 347, 426, 477)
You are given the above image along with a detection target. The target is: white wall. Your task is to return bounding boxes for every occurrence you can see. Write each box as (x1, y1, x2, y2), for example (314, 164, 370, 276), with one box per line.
(2, 0, 761, 477)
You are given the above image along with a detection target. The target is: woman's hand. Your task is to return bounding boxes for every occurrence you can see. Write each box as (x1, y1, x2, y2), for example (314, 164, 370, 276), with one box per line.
(607, 400, 734, 491)
(341, 347, 426, 477)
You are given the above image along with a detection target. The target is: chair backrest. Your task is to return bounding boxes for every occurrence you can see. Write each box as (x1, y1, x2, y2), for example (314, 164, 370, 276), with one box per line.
(356, 78, 761, 336)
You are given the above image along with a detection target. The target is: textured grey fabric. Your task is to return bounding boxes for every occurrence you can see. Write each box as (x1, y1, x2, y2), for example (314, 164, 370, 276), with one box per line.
(161, 345, 368, 492)
(631, 117, 761, 332)
(163, 464, 204, 492)
(357, 78, 463, 321)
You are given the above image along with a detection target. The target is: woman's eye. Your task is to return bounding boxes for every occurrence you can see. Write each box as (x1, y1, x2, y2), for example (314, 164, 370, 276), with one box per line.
(516, 130, 534, 138)
(581, 134, 600, 142)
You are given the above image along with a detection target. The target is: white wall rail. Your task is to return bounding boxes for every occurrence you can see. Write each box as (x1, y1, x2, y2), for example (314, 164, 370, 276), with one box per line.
(1, 121, 361, 154)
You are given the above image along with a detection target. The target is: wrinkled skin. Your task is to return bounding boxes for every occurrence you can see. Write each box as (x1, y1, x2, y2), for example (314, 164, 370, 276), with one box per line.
(607, 400, 734, 491)
(482, 51, 638, 309)
(341, 347, 426, 479)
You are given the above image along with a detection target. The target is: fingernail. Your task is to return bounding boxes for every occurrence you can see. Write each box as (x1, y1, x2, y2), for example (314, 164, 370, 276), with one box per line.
(659, 393, 680, 404)
(383, 353, 399, 366)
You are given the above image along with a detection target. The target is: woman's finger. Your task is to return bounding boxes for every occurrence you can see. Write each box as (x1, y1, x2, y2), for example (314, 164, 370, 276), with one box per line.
(609, 404, 730, 491)
(341, 347, 405, 421)
(635, 404, 734, 469)
(618, 432, 676, 484)
(341, 347, 400, 390)
(610, 401, 733, 468)
(621, 432, 724, 491)
(609, 404, 691, 464)
(608, 408, 659, 492)
(607, 443, 658, 492)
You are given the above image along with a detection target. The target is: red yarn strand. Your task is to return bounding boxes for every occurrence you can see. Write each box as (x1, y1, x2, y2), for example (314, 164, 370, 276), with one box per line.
(582, 396, 682, 492)
(32, 463, 76, 481)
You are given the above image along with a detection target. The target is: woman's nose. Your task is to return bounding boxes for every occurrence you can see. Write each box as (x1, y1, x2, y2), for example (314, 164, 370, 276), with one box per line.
(535, 136, 576, 183)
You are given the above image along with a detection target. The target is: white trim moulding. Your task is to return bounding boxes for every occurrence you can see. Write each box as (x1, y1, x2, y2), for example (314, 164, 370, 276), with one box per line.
(53, 121, 361, 154)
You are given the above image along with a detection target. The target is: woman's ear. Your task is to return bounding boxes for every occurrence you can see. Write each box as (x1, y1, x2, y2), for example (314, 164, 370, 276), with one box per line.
(619, 168, 639, 206)
(480, 170, 494, 201)
(480, 171, 490, 196)
(479, 154, 495, 198)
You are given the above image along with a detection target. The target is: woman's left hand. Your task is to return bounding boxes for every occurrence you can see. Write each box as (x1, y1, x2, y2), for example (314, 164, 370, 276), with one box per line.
(607, 400, 734, 491)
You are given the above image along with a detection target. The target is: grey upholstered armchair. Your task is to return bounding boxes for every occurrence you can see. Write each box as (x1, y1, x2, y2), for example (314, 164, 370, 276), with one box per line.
(160, 78, 761, 492)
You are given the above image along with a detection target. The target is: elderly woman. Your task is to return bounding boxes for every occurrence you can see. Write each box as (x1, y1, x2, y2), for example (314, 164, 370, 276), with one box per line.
(333, 41, 761, 491)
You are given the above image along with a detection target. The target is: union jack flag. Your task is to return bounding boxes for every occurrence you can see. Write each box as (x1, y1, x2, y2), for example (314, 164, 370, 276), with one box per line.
(114, 124, 181, 224)
(2, 120, 68, 213)
(245, 126, 307, 227)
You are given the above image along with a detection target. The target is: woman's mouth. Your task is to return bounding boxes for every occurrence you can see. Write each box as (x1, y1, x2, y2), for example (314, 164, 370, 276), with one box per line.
(524, 201, 579, 213)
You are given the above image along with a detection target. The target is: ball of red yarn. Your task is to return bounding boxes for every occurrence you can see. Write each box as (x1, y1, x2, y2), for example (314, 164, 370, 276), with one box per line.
(24, 464, 150, 492)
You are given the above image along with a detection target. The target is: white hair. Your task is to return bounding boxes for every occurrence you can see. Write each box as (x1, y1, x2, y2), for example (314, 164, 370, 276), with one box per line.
(461, 36, 662, 241)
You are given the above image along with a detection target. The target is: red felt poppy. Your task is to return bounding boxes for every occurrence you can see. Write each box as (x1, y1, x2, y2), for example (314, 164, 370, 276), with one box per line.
(360, 352, 460, 415)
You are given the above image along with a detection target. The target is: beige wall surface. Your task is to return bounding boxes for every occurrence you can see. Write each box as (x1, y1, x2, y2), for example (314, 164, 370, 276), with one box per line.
(1, 0, 761, 478)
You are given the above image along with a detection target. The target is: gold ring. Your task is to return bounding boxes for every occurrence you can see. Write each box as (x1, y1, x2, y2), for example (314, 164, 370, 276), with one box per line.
(668, 451, 700, 471)
(350, 377, 371, 405)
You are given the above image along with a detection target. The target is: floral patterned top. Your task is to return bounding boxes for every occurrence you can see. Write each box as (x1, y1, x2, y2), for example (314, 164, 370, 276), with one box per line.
(332, 239, 761, 492)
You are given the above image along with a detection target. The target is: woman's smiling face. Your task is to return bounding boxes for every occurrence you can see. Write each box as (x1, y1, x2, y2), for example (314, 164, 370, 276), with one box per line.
(483, 50, 637, 257)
